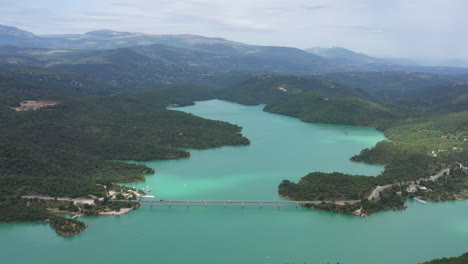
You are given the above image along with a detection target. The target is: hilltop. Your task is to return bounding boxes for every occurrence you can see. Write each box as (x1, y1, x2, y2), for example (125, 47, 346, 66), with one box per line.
(2, 24, 468, 77)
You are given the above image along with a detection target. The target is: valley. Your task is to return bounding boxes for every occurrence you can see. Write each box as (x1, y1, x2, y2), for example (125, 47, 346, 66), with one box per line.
(0, 24, 467, 264)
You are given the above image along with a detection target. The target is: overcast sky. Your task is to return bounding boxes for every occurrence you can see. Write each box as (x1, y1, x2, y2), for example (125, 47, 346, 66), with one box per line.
(1, 0, 467, 62)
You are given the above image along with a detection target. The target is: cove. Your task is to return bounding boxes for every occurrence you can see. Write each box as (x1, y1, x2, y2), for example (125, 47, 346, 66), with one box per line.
(1, 99, 467, 264)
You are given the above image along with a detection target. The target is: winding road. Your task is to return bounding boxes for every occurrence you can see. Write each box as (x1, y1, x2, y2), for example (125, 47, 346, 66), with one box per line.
(367, 185, 392, 200)
(367, 167, 454, 200)
(22, 195, 95, 205)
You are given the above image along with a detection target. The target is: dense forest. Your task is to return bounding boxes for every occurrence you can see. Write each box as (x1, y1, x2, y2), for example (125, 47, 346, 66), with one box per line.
(1, 24, 467, 262)
(279, 172, 376, 201)
(0, 65, 252, 233)
(219, 75, 372, 105)
(0, 38, 467, 244)
(0, 67, 250, 199)
(0, 197, 86, 236)
(218, 73, 468, 215)
(1, 64, 467, 218)
(421, 252, 468, 264)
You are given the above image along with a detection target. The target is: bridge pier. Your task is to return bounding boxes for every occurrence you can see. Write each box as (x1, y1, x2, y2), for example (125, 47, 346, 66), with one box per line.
(186, 201, 189, 208)
(150, 201, 153, 208)
(241, 202, 244, 208)
(168, 201, 171, 208)
(223, 202, 226, 208)
(277, 202, 280, 208)
(205, 201, 207, 208)
(260, 201, 263, 208)
(296, 202, 299, 208)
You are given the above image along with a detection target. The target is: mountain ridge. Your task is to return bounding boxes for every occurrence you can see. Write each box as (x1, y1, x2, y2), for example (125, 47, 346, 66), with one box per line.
(1, 24, 468, 78)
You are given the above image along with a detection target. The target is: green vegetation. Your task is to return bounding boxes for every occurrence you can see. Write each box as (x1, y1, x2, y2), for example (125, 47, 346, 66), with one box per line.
(0, 44, 329, 89)
(0, 65, 251, 236)
(2, 65, 466, 220)
(0, 197, 86, 236)
(49, 216, 86, 236)
(220, 74, 421, 129)
(1, 40, 467, 239)
(352, 111, 468, 184)
(279, 110, 467, 216)
(0, 197, 51, 222)
(0, 72, 249, 198)
(279, 172, 375, 201)
(279, 173, 407, 215)
(319, 72, 463, 102)
(384, 111, 468, 154)
(0, 65, 116, 106)
(412, 165, 468, 201)
(217, 74, 467, 216)
(311, 187, 406, 216)
(265, 92, 408, 129)
(402, 84, 468, 113)
(364, 187, 407, 212)
(249, 74, 468, 216)
(220, 75, 371, 105)
(421, 252, 468, 264)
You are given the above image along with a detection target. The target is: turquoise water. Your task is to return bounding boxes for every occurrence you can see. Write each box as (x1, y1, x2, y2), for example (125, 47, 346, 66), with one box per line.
(1, 99, 467, 264)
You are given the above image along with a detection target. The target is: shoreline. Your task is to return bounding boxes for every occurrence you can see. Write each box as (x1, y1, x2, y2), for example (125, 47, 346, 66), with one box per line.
(13, 196, 140, 236)
(98, 207, 135, 216)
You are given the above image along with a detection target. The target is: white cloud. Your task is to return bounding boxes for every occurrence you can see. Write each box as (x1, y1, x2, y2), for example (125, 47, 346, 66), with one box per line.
(1, 0, 467, 61)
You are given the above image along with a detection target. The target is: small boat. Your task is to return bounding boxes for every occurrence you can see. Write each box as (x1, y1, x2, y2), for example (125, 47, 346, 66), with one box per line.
(413, 197, 427, 204)
(71, 214, 80, 219)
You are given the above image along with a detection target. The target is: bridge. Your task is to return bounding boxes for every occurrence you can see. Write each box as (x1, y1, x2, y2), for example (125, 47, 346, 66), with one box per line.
(115, 199, 360, 208)
(21, 196, 359, 208)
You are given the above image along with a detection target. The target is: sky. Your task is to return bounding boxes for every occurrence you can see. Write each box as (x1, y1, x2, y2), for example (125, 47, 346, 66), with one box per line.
(1, 0, 467, 63)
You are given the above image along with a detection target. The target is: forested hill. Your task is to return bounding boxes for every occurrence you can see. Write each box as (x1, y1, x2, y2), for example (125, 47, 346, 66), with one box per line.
(0, 66, 116, 105)
(306, 47, 384, 65)
(421, 253, 468, 264)
(261, 74, 468, 217)
(401, 83, 468, 113)
(219, 75, 372, 105)
(0, 32, 467, 224)
(207, 73, 468, 217)
(318, 71, 468, 102)
(2, 24, 468, 83)
(0, 44, 325, 88)
(219, 75, 410, 129)
(264, 93, 409, 129)
(0, 67, 249, 198)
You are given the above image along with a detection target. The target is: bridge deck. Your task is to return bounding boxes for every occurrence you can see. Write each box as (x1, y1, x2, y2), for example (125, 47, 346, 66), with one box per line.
(116, 199, 359, 205)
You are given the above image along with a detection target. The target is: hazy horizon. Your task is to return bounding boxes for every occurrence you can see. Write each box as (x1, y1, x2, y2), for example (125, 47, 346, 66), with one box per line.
(1, 0, 467, 65)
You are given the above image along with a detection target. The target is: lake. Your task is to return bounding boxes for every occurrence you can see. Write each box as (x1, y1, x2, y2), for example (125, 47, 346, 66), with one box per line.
(1, 99, 467, 264)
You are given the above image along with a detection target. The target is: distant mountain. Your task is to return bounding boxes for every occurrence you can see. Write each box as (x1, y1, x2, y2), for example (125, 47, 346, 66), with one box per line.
(411, 58, 468, 68)
(0, 44, 332, 88)
(2, 24, 468, 79)
(306, 47, 468, 75)
(319, 71, 468, 102)
(0, 25, 244, 51)
(0, 25, 36, 42)
(306, 47, 383, 65)
(0, 25, 326, 68)
(42, 29, 251, 53)
(306, 47, 425, 66)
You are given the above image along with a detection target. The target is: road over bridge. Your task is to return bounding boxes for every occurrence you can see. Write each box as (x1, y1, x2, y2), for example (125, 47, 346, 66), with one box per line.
(117, 199, 360, 208)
